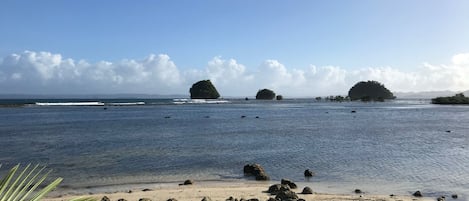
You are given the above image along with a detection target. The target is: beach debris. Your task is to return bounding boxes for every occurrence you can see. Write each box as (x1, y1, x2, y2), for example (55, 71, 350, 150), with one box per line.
(452, 194, 458, 199)
(301, 187, 313, 194)
(243, 164, 270, 181)
(304, 169, 314, 177)
(167, 198, 178, 201)
(139, 198, 152, 201)
(201, 196, 212, 201)
(267, 184, 290, 195)
(275, 190, 298, 201)
(101, 196, 111, 201)
(354, 189, 362, 194)
(142, 188, 152, 191)
(280, 178, 297, 189)
(437, 196, 446, 201)
(413, 190, 423, 197)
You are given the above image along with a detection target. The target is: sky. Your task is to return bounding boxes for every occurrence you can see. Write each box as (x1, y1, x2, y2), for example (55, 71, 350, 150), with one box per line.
(0, 0, 469, 97)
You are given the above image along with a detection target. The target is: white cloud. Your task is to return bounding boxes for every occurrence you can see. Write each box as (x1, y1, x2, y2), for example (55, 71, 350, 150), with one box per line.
(1, 50, 469, 97)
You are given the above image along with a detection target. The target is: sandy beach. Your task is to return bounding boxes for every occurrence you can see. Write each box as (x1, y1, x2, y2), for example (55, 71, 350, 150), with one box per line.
(44, 181, 435, 201)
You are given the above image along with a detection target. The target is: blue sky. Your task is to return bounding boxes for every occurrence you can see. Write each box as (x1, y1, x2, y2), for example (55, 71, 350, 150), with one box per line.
(0, 1, 469, 96)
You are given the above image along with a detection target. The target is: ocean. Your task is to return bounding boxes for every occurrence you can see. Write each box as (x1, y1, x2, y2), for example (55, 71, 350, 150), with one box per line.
(0, 99, 468, 198)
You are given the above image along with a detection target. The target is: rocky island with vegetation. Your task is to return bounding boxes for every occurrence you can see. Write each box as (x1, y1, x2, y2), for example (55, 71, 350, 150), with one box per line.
(189, 80, 220, 99)
(256, 89, 276, 100)
(432, 93, 469, 104)
(348, 80, 395, 101)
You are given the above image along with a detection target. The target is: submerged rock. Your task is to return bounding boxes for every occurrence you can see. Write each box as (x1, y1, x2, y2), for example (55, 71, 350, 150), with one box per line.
(304, 169, 314, 177)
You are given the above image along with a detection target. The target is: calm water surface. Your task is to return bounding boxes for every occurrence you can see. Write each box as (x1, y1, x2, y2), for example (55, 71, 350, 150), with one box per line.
(0, 99, 468, 197)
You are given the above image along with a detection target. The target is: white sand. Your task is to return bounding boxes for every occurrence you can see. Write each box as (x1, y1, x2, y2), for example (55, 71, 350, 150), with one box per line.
(44, 181, 435, 201)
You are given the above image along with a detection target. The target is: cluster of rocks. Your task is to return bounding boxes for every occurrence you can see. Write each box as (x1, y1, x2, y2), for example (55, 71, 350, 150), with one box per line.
(413, 190, 458, 200)
(266, 179, 313, 201)
(243, 164, 270, 180)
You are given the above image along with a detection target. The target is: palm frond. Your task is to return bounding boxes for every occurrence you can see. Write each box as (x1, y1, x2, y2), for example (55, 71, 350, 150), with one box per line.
(0, 164, 61, 201)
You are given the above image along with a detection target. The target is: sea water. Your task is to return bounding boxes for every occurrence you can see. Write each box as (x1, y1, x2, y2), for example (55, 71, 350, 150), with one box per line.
(0, 99, 468, 197)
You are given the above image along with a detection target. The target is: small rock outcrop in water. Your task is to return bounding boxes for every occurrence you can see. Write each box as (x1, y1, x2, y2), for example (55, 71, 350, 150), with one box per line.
(101, 196, 111, 201)
(243, 164, 270, 180)
(452, 194, 458, 199)
(267, 184, 290, 195)
(348, 80, 395, 101)
(275, 190, 298, 201)
(256, 89, 276, 100)
(280, 178, 297, 189)
(413, 190, 422, 197)
(304, 169, 314, 177)
(301, 187, 313, 194)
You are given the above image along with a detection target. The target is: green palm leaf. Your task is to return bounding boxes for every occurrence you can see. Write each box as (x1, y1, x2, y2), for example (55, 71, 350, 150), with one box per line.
(0, 164, 96, 201)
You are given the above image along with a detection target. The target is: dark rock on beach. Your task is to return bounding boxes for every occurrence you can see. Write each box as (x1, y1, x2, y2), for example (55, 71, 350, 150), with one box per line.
(437, 196, 446, 201)
(142, 188, 152, 191)
(202, 197, 212, 201)
(304, 169, 314, 177)
(244, 164, 270, 181)
(138, 198, 152, 201)
(266, 198, 278, 201)
(275, 190, 298, 201)
(354, 189, 362, 194)
(267, 184, 290, 195)
(167, 199, 178, 201)
(101, 196, 111, 201)
(117, 199, 127, 201)
(301, 187, 313, 194)
(413, 190, 422, 197)
(280, 179, 297, 189)
(184, 179, 194, 185)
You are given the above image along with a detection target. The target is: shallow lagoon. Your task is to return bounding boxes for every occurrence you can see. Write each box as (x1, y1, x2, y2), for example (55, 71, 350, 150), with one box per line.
(0, 99, 468, 197)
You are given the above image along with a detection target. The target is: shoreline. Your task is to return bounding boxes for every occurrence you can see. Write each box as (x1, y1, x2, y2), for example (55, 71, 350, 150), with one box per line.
(45, 181, 437, 201)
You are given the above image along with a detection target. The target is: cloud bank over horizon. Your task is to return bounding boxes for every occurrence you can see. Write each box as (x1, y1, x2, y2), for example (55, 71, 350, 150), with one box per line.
(1, 51, 468, 97)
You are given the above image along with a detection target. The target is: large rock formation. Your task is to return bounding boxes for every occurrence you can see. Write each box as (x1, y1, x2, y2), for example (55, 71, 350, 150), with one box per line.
(190, 80, 220, 99)
(256, 89, 276, 100)
(348, 80, 395, 101)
